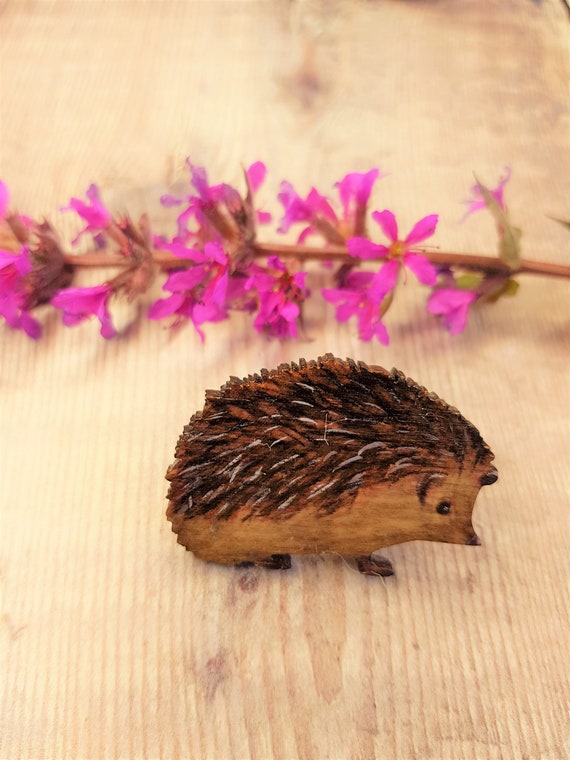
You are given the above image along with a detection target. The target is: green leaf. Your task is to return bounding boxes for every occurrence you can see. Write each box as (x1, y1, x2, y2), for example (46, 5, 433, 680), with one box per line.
(474, 176, 522, 270)
(498, 223, 522, 270)
(482, 278, 520, 303)
(456, 273, 483, 291)
(379, 287, 395, 318)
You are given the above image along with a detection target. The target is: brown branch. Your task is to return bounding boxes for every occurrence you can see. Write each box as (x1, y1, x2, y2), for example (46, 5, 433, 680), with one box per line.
(254, 244, 570, 279)
(62, 244, 570, 280)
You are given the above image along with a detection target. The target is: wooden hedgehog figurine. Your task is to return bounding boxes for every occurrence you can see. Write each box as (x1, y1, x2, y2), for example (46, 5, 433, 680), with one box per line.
(166, 355, 498, 576)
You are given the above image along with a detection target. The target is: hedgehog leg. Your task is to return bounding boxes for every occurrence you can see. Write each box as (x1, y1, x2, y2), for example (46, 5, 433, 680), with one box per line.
(238, 554, 292, 570)
(355, 555, 394, 577)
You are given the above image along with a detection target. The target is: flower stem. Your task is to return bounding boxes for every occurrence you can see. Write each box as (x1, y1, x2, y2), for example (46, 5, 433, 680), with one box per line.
(63, 244, 570, 279)
(254, 244, 570, 279)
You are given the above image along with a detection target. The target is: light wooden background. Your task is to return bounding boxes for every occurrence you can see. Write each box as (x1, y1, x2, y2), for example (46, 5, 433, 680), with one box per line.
(1, 1, 569, 759)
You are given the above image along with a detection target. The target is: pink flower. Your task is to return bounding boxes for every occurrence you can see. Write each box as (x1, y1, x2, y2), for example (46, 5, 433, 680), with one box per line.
(0, 247, 41, 338)
(0, 247, 32, 278)
(277, 182, 335, 238)
(148, 241, 230, 341)
(277, 169, 382, 242)
(61, 184, 112, 245)
(335, 169, 382, 229)
(155, 240, 212, 265)
(322, 270, 390, 344)
(462, 168, 511, 220)
(51, 283, 116, 338)
(161, 160, 269, 243)
(347, 210, 438, 294)
(246, 256, 307, 339)
(246, 161, 266, 193)
(254, 291, 301, 338)
(0, 180, 9, 218)
(246, 161, 272, 225)
(427, 288, 477, 334)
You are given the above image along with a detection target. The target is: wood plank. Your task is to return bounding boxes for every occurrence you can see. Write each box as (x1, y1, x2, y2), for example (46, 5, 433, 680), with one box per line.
(1, 1, 569, 758)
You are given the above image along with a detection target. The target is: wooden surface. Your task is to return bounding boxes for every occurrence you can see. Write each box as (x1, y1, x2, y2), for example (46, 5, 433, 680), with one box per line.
(1, 1, 569, 759)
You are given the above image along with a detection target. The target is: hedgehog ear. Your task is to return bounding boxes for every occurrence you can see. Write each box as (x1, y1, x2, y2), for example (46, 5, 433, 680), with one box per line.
(480, 465, 498, 486)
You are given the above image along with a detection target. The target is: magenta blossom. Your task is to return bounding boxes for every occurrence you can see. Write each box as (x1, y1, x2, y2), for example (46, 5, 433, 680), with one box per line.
(462, 167, 511, 220)
(0, 181, 34, 233)
(246, 161, 272, 224)
(277, 169, 382, 243)
(61, 184, 112, 245)
(427, 288, 477, 335)
(148, 241, 232, 341)
(51, 283, 116, 338)
(0, 247, 41, 338)
(0, 247, 32, 279)
(161, 160, 270, 242)
(0, 180, 9, 218)
(148, 266, 211, 341)
(277, 182, 336, 239)
(336, 169, 380, 214)
(322, 270, 390, 344)
(246, 255, 307, 339)
(254, 290, 301, 339)
(154, 239, 213, 265)
(347, 210, 438, 295)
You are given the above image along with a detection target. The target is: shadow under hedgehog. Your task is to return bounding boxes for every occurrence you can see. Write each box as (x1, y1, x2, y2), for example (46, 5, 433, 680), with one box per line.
(166, 355, 498, 576)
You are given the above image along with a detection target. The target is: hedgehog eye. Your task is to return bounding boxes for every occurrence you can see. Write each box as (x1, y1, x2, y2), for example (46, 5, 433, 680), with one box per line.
(436, 500, 451, 515)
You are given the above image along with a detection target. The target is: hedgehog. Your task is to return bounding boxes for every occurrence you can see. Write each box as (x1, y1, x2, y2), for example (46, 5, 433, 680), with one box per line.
(166, 355, 498, 575)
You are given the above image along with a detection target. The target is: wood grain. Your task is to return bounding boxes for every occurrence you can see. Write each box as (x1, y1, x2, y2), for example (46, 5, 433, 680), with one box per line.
(1, 1, 569, 759)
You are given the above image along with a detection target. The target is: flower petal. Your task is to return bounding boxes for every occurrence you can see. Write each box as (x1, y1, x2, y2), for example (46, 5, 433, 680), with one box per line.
(279, 301, 299, 322)
(256, 210, 272, 225)
(160, 194, 184, 208)
(163, 266, 207, 293)
(51, 284, 110, 314)
(297, 226, 315, 245)
(306, 188, 336, 222)
(0, 247, 32, 276)
(157, 241, 209, 262)
(344, 270, 374, 290)
(188, 163, 210, 199)
(358, 314, 389, 344)
(403, 252, 437, 286)
(277, 181, 312, 233)
(372, 319, 390, 345)
(0, 180, 9, 218)
(267, 255, 287, 273)
(335, 301, 358, 322)
(0, 293, 20, 327)
(97, 311, 117, 339)
(405, 214, 438, 245)
(203, 241, 228, 266)
(461, 167, 511, 221)
(427, 288, 477, 334)
(335, 169, 380, 215)
(369, 260, 399, 300)
(147, 293, 187, 320)
(321, 287, 345, 305)
(356, 304, 390, 345)
(19, 310, 42, 339)
(347, 236, 389, 260)
(372, 210, 398, 242)
(246, 161, 267, 193)
(51, 282, 116, 337)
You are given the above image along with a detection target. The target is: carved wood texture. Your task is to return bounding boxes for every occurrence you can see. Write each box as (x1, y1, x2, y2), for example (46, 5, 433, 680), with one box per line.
(167, 356, 496, 565)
